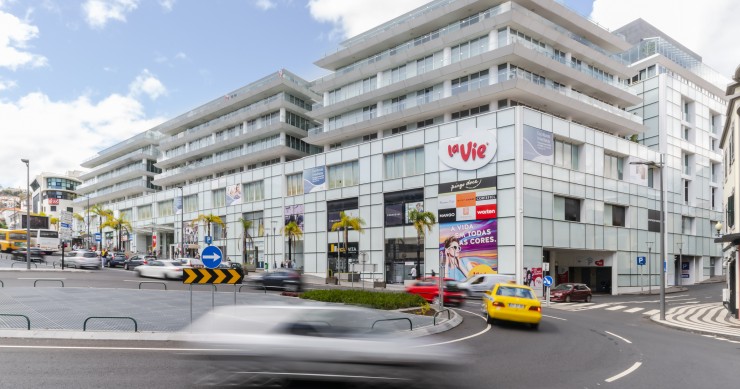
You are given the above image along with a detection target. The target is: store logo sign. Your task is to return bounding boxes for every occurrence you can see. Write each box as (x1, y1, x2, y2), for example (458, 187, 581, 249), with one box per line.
(439, 131, 496, 170)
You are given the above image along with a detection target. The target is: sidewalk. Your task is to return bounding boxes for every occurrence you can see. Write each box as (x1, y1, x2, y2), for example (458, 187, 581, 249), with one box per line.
(299, 272, 407, 291)
(651, 302, 740, 341)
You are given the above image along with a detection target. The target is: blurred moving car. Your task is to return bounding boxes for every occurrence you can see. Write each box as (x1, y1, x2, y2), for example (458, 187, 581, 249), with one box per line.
(217, 261, 244, 272)
(405, 277, 464, 306)
(65, 251, 102, 270)
(134, 260, 187, 279)
(550, 283, 592, 302)
(178, 257, 204, 269)
(182, 305, 466, 388)
(124, 254, 156, 270)
(107, 252, 127, 268)
(457, 274, 516, 298)
(245, 269, 302, 292)
(11, 247, 46, 262)
(481, 283, 541, 329)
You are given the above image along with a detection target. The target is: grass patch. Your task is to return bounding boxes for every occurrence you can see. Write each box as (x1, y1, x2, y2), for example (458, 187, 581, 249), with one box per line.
(300, 289, 428, 311)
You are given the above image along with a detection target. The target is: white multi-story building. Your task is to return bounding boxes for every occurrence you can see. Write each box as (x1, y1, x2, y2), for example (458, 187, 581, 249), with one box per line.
(76, 0, 727, 294)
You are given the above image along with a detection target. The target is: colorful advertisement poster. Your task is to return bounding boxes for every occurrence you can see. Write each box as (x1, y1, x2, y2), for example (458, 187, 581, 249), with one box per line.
(303, 166, 327, 194)
(522, 125, 554, 164)
(523, 267, 543, 289)
(439, 219, 498, 281)
(405, 202, 424, 223)
(284, 204, 304, 229)
(226, 183, 242, 206)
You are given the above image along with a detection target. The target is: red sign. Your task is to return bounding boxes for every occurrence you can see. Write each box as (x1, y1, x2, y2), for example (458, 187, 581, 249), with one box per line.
(152, 235, 157, 248)
(48, 198, 59, 205)
(595, 259, 604, 267)
(475, 204, 497, 220)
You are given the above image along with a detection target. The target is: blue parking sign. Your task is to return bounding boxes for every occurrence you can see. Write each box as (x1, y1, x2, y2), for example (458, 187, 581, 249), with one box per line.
(637, 256, 646, 266)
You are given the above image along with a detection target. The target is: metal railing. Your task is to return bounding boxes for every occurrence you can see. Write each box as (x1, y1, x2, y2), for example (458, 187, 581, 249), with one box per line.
(0, 314, 31, 330)
(138, 281, 167, 290)
(83, 316, 138, 332)
(371, 317, 413, 331)
(433, 309, 452, 325)
(11, 262, 37, 268)
(34, 279, 64, 287)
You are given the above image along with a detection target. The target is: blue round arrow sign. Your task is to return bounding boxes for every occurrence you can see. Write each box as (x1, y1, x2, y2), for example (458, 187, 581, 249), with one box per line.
(200, 245, 223, 269)
(543, 275, 553, 287)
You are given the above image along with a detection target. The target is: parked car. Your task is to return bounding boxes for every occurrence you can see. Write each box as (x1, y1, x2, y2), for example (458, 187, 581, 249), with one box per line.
(107, 252, 127, 268)
(550, 283, 592, 303)
(405, 277, 465, 306)
(246, 269, 302, 292)
(178, 257, 204, 269)
(481, 283, 541, 329)
(457, 274, 516, 298)
(65, 251, 102, 270)
(134, 260, 187, 279)
(124, 254, 156, 270)
(11, 247, 46, 262)
(182, 305, 466, 388)
(217, 261, 244, 272)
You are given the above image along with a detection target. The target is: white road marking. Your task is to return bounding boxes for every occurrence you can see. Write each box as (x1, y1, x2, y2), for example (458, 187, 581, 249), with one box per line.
(623, 307, 644, 313)
(643, 309, 660, 315)
(0, 345, 215, 352)
(542, 314, 567, 321)
(418, 324, 492, 347)
(605, 362, 642, 383)
(604, 331, 632, 344)
(606, 305, 627, 311)
(17, 278, 67, 280)
(584, 303, 612, 309)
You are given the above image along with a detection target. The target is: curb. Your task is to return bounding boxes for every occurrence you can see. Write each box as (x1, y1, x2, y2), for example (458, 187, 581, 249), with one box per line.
(0, 329, 189, 342)
(403, 308, 464, 338)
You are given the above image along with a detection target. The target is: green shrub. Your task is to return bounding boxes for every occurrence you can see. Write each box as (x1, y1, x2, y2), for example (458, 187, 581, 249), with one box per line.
(300, 289, 428, 310)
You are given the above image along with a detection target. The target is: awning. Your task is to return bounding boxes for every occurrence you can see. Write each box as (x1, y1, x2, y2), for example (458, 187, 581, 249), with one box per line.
(715, 233, 740, 252)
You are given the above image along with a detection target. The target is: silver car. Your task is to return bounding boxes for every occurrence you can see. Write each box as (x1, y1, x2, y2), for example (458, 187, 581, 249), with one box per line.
(64, 251, 102, 269)
(457, 274, 515, 298)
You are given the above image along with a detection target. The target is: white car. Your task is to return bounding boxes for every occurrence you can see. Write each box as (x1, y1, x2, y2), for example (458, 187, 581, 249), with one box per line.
(457, 274, 515, 298)
(134, 260, 187, 279)
(182, 305, 467, 388)
(64, 251, 102, 269)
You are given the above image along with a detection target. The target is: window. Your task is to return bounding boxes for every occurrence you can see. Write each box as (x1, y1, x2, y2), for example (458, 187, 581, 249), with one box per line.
(728, 194, 735, 229)
(243, 181, 264, 202)
(554, 196, 580, 222)
(212, 188, 226, 208)
(158, 200, 173, 217)
(682, 99, 693, 123)
(328, 161, 359, 189)
(50, 205, 57, 212)
(385, 148, 424, 179)
(184, 195, 198, 213)
(391, 125, 407, 135)
(451, 104, 490, 120)
(604, 154, 624, 180)
(287, 174, 303, 197)
(137, 204, 152, 220)
(417, 118, 435, 129)
(683, 179, 690, 204)
(362, 133, 378, 142)
(605, 204, 626, 227)
(711, 188, 716, 209)
(554, 139, 579, 170)
(120, 209, 132, 220)
(682, 216, 693, 234)
(683, 153, 691, 175)
(711, 163, 719, 183)
(212, 215, 227, 240)
(451, 70, 489, 95)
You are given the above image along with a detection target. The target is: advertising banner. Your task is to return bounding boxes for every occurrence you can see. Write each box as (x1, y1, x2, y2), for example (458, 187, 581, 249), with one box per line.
(439, 219, 498, 281)
(303, 166, 327, 194)
(226, 184, 242, 206)
(175, 196, 183, 215)
(405, 202, 424, 223)
(284, 204, 304, 229)
(385, 204, 404, 227)
(522, 125, 554, 164)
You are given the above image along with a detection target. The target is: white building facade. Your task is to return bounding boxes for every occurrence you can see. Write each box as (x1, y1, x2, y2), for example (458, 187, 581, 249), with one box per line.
(76, 0, 726, 294)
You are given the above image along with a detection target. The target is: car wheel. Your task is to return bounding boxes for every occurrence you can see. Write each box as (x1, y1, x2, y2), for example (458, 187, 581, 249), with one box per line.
(124, 264, 129, 270)
(285, 283, 299, 292)
(565, 295, 571, 303)
(585, 295, 592, 303)
(483, 305, 494, 325)
(530, 323, 540, 330)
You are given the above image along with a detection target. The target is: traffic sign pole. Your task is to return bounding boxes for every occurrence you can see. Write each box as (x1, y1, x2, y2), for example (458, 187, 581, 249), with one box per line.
(542, 276, 553, 307)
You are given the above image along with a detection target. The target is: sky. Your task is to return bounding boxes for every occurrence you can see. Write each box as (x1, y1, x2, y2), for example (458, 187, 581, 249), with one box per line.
(1, 0, 738, 190)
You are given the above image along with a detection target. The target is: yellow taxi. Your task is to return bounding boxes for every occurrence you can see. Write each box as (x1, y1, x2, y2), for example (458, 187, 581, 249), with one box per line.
(481, 282, 542, 329)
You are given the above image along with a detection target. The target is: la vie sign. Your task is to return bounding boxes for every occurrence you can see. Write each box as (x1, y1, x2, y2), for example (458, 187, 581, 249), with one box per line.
(438, 130, 497, 170)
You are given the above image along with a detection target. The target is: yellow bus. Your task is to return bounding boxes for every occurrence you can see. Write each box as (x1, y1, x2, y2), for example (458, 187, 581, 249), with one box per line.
(0, 229, 28, 252)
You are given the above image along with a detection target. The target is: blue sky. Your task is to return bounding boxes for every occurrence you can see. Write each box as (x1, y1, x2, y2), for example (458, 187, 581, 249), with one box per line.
(0, 0, 737, 189)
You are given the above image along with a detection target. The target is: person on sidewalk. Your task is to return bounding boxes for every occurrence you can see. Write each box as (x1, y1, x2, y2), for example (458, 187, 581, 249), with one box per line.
(409, 267, 417, 280)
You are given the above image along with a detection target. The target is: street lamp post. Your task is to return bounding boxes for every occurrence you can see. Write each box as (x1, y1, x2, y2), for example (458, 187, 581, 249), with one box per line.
(176, 186, 184, 258)
(676, 242, 683, 287)
(631, 154, 666, 320)
(646, 241, 653, 294)
(272, 221, 277, 269)
(21, 159, 30, 270)
(85, 194, 90, 250)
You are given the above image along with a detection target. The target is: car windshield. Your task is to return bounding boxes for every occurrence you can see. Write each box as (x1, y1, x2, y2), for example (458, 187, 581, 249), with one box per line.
(497, 286, 535, 299)
(82, 253, 98, 258)
(552, 284, 574, 291)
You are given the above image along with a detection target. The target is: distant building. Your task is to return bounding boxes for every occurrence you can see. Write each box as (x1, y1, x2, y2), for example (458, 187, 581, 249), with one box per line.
(29, 171, 82, 231)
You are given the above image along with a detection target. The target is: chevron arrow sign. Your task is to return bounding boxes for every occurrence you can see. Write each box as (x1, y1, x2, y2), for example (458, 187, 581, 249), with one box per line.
(183, 268, 243, 284)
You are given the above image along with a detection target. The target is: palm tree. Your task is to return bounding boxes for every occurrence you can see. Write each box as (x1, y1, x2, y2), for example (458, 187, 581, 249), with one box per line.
(101, 215, 133, 252)
(408, 208, 436, 278)
(238, 217, 254, 266)
(330, 211, 365, 274)
(49, 217, 59, 231)
(281, 221, 303, 267)
(191, 214, 225, 239)
(90, 205, 113, 249)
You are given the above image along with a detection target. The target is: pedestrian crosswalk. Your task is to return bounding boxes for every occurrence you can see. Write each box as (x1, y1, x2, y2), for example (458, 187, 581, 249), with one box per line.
(542, 294, 700, 316)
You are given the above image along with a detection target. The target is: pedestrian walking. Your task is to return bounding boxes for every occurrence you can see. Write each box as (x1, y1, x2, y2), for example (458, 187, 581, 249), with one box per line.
(409, 267, 417, 279)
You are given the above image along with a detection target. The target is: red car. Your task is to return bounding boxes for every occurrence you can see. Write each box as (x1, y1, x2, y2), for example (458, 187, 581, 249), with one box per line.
(405, 277, 465, 306)
(550, 283, 592, 302)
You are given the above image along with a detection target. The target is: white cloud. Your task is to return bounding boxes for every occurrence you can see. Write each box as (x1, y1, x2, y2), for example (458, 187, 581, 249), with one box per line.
(0, 9, 47, 70)
(591, 0, 740, 79)
(82, 0, 139, 29)
(255, 0, 276, 11)
(128, 69, 167, 100)
(158, 0, 175, 12)
(0, 78, 17, 91)
(307, 0, 429, 40)
(174, 52, 187, 60)
(0, 91, 166, 189)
